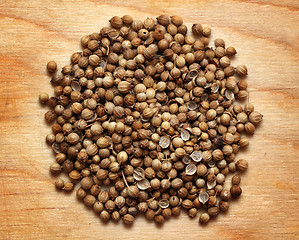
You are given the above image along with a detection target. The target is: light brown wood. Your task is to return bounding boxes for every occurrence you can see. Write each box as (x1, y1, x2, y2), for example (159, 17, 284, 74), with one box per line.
(0, 0, 298, 239)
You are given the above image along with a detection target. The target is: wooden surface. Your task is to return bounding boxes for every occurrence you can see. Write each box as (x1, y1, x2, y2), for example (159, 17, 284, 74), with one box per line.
(0, 0, 299, 239)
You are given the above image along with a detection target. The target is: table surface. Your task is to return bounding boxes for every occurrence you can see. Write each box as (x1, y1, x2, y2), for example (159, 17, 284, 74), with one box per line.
(0, 0, 299, 239)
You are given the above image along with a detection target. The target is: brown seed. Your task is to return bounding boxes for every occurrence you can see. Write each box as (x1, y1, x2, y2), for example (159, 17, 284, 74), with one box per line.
(39, 92, 49, 104)
(117, 151, 128, 164)
(84, 195, 96, 206)
(143, 18, 155, 30)
(122, 15, 133, 25)
(171, 178, 183, 189)
(239, 137, 249, 148)
(199, 213, 210, 224)
(81, 35, 90, 47)
(192, 24, 203, 35)
(50, 162, 61, 175)
(118, 81, 131, 93)
(188, 208, 198, 218)
(232, 174, 241, 185)
(97, 137, 111, 148)
(182, 199, 193, 209)
(145, 209, 155, 220)
(236, 65, 248, 76)
(89, 54, 100, 66)
(219, 201, 229, 212)
(230, 185, 242, 198)
(98, 190, 109, 203)
(77, 188, 87, 200)
(110, 16, 123, 28)
(171, 15, 183, 26)
(88, 40, 99, 51)
(214, 38, 225, 48)
(226, 46, 237, 56)
(55, 179, 64, 190)
(122, 214, 134, 225)
(93, 201, 104, 213)
(154, 215, 165, 224)
(170, 206, 180, 216)
(81, 177, 93, 190)
(47, 60, 57, 73)
(157, 15, 170, 26)
(249, 111, 263, 125)
(69, 170, 81, 181)
(111, 211, 121, 221)
(220, 189, 231, 201)
(105, 200, 116, 211)
(208, 206, 220, 217)
(63, 182, 74, 192)
(236, 159, 248, 171)
(127, 186, 139, 198)
(45, 111, 56, 123)
(162, 208, 172, 219)
(99, 210, 110, 222)
(220, 56, 230, 67)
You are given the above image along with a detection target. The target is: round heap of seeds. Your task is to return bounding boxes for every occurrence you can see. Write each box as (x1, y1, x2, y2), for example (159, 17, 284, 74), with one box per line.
(41, 15, 263, 225)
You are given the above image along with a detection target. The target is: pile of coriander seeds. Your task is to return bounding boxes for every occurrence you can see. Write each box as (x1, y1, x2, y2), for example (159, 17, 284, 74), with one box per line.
(40, 15, 263, 225)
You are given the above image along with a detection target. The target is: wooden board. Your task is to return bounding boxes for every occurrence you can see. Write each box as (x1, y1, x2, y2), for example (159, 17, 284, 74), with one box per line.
(0, 0, 299, 239)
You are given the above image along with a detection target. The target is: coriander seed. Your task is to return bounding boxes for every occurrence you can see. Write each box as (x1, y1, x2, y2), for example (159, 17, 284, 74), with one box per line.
(236, 65, 248, 76)
(236, 159, 248, 171)
(122, 15, 133, 25)
(230, 185, 242, 198)
(81, 177, 93, 190)
(232, 174, 241, 185)
(77, 188, 87, 200)
(171, 15, 183, 26)
(154, 215, 165, 224)
(188, 208, 198, 218)
(219, 201, 229, 212)
(226, 46, 237, 56)
(93, 201, 104, 213)
(122, 214, 134, 225)
(50, 162, 61, 175)
(202, 27, 211, 37)
(47, 60, 57, 73)
(39, 92, 49, 104)
(99, 210, 110, 222)
(208, 206, 220, 217)
(111, 211, 121, 221)
(45, 111, 56, 123)
(249, 111, 263, 125)
(84, 195, 96, 207)
(55, 179, 64, 190)
(63, 182, 74, 192)
(199, 213, 210, 224)
(192, 24, 203, 35)
(145, 209, 155, 220)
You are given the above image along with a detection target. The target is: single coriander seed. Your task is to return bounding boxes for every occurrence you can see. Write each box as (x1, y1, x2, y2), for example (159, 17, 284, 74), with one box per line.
(50, 162, 61, 175)
(39, 92, 49, 104)
(122, 214, 135, 225)
(232, 174, 241, 185)
(199, 213, 210, 224)
(236, 65, 248, 76)
(230, 185, 242, 198)
(55, 179, 64, 190)
(63, 182, 74, 192)
(236, 159, 248, 171)
(47, 60, 57, 73)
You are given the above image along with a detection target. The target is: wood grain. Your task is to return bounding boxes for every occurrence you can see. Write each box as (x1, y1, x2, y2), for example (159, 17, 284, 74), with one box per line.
(0, 0, 298, 239)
